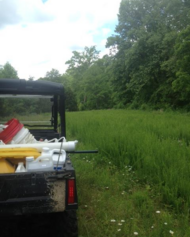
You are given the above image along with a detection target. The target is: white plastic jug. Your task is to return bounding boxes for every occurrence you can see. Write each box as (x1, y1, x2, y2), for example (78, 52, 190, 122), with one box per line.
(26, 147, 54, 172)
(26, 155, 54, 172)
(25, 147, 54, 172)
(53, 149, 66, 170)
(25, 156, 35, 171)
(26, 147, 67, 172)
(15, 162, 26, 172)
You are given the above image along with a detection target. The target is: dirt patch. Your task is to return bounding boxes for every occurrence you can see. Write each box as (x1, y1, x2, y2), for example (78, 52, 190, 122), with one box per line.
(51, 180, 66, 212)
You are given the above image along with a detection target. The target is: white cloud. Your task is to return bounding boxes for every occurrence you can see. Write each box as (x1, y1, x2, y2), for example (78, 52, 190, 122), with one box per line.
(0, 0, 121, 79)
(0, 0, 54, 28)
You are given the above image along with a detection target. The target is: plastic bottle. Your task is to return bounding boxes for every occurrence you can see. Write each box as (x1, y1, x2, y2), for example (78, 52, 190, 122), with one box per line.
(41, 147, 51, 158)
(26, 147, 54, 172)
(15, 162, 26, 172)
(53, 149, 66, 170)
(25, 148, 67, 172)
(26, 156, 35, 171)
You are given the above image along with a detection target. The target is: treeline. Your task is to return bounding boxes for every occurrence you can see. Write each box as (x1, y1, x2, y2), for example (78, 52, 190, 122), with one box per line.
(0, 63, 52, 116)
(1, 0, 190, 114)
(107, 0, 190, 110)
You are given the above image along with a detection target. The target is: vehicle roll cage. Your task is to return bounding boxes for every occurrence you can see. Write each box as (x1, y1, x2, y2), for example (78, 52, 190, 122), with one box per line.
(0, 79, 66, 138)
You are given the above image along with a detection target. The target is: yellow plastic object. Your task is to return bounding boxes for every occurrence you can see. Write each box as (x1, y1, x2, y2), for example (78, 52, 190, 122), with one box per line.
(0, 147, 40, 165)
(0, 159, 15, 173)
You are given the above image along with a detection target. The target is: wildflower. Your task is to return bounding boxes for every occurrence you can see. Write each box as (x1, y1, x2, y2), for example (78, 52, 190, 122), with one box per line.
(156, 210, 161, 214)
(110, 219, 116, 223)
(84, 205, 88, 208)
(121, 220, 125, 223)
(151, 226, 154, 229)
(118, 229, 121, 232)
(164, 222, 168, 225)
(134, 232, 138, 235)
(118, 223, 122, 226)
(169, 230, 174, 235)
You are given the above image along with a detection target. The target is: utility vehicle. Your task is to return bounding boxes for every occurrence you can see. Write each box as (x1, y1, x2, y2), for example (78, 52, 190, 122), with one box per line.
(0, 79, 78, 237)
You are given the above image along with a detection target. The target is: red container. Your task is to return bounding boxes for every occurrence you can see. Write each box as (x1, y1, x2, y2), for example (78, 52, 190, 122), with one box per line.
(0, 118, 23, 144)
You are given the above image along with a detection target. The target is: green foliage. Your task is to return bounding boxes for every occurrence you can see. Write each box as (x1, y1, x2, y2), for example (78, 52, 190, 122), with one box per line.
(0, 97, 52, 117)
(0, 62, 18, 79)
(59, 0, 190, 111)
(66, 46, 100, 71)
(65, 87, 78, 111)
(39, 68, 63, 83)
(0, 63, 19, 116)
(106, 0, 190, 109)
(1, 0, 190, 111)
(65, 47, 114, 110)
(67, 109, 190, 213)
(39, 69, 78, 111)
(66, 110, 190, 236)
(171, 25, 190, 107)
(81, 57, 114, 109)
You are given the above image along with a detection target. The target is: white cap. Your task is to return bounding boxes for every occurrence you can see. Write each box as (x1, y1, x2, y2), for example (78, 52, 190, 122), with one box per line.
(42, 147, 50, 152)
(26, 156, 34, 162)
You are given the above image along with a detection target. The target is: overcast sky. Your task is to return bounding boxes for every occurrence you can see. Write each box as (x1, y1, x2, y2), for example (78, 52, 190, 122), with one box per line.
(0, 0, 121, 79)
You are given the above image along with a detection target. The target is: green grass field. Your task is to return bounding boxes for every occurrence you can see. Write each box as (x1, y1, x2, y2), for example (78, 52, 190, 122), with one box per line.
(1, 109, 190, 236)
(66, 109, 190, 236)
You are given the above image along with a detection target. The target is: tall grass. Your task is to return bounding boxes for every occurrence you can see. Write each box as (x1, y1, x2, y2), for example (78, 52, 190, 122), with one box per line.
(66, 110, 190, 213)
(0, 113, 51, 122)
(2, 110, 189, 235)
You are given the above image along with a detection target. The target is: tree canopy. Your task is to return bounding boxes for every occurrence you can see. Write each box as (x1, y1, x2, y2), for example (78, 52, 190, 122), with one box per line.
(1, 0, 190, 112)
(106, 0, 190, 109)
(0, 62, 18, 79)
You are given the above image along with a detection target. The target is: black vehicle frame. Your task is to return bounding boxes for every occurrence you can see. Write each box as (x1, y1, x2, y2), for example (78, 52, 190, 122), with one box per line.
(0, 79, 78, 237)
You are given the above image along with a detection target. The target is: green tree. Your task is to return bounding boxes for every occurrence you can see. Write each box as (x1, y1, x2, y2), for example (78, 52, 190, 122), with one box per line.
(66, 46, 100, 72)
(45, 69, 62, 83)
(39, 70, 77, 111)
(106, 0, 190, 109)
(81, 56, 114, 110)
(172, 25, 190, 108)
(0, 62, 19, 116)
(65, 46, 100, 109)
(0, 62, 18, 79)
